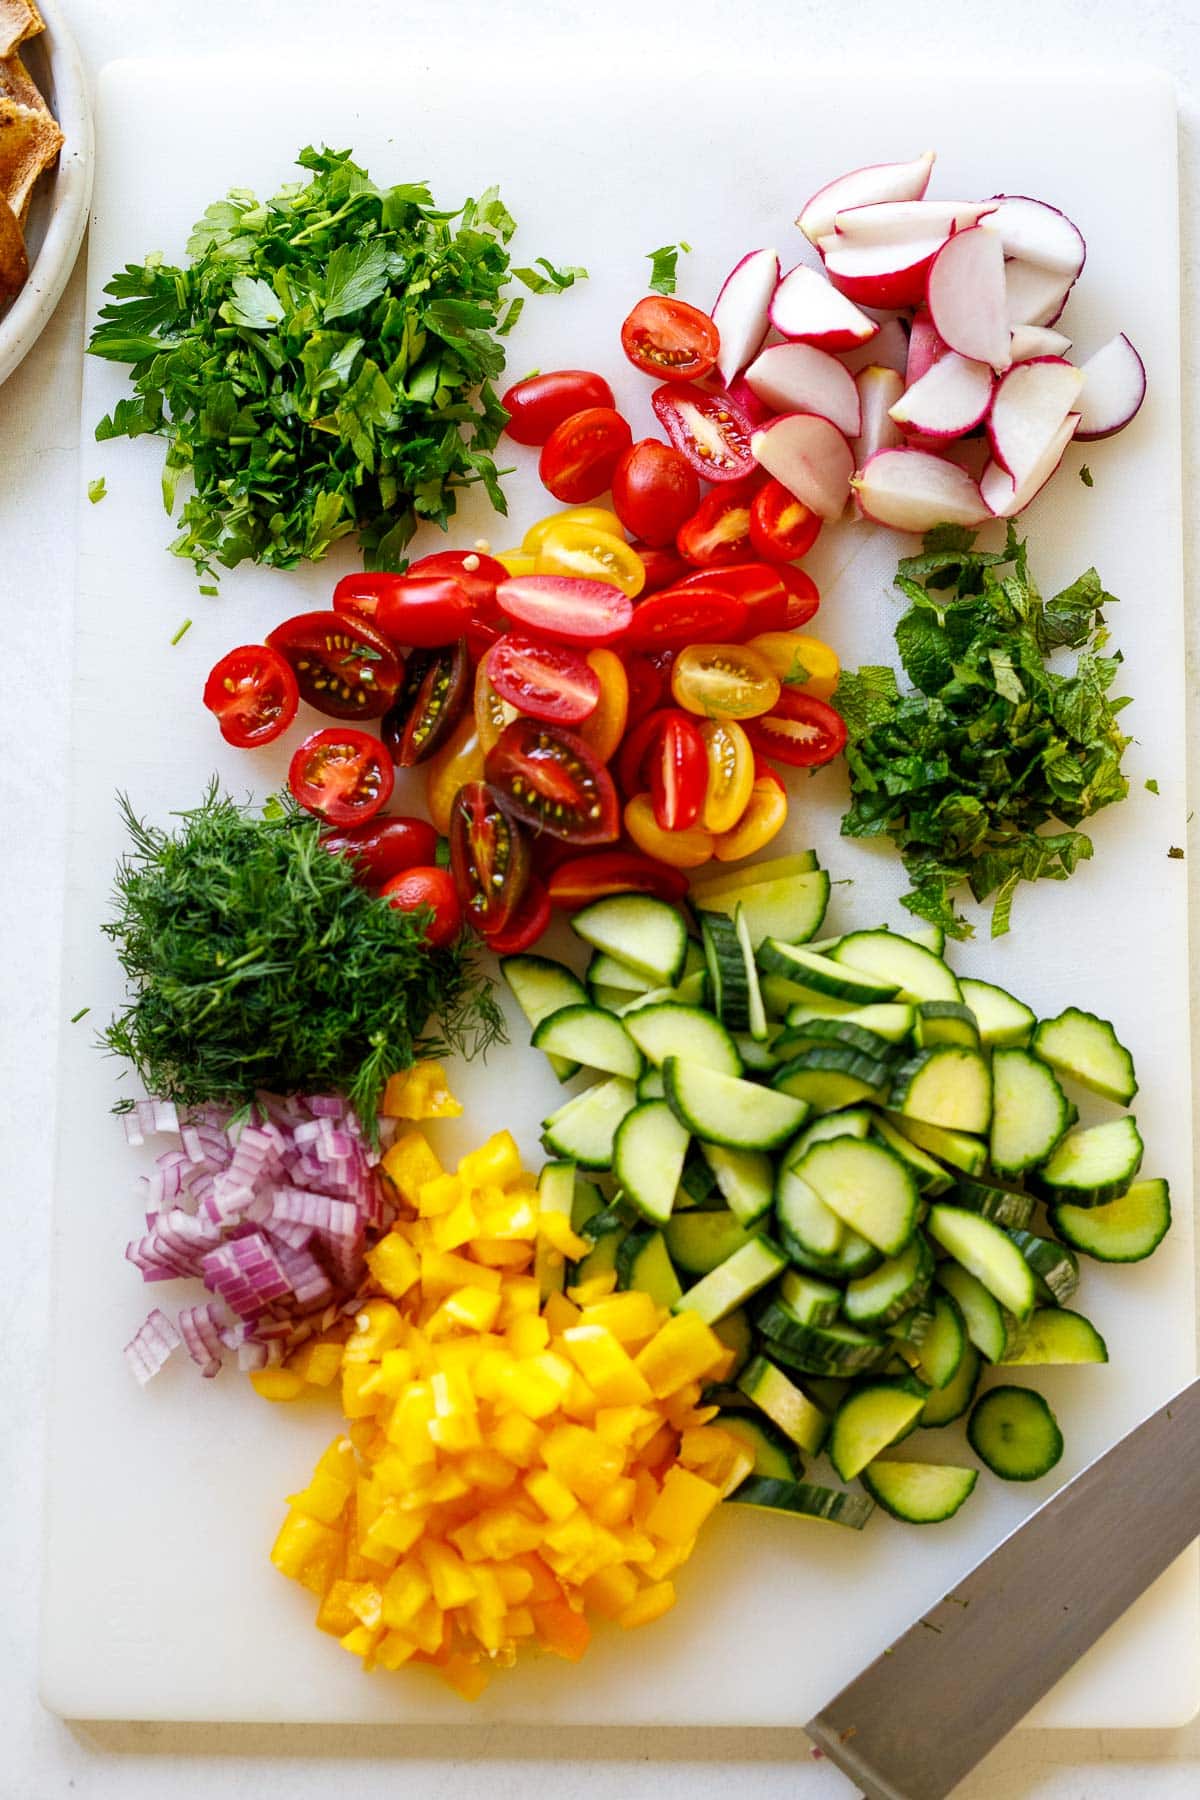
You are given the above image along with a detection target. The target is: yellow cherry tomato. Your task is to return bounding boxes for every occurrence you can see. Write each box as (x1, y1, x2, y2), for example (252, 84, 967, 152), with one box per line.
(535, 521, 645, 598)
(713, 775, 789, 862)
(474, 653, 519, 752)
(497, 549, 539, 577)
(747, 632, 840, 701)
(579, 649, 629, 763)
(699, 718, 755, 835)
(522, 506, 626, 554)
(425, 714, 484, 835)
(624, 793, 715, 868)
(671, 642, 781, 720)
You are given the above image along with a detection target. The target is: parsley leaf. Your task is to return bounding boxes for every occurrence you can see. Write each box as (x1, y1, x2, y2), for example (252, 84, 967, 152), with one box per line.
(1080, 464, 1094, 487)
(646, 243, 690, 295)
(88, 477, 107, 503)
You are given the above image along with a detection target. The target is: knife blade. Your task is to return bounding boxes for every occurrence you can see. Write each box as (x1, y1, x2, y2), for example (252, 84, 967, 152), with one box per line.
(806, 1376, 1200, 1799)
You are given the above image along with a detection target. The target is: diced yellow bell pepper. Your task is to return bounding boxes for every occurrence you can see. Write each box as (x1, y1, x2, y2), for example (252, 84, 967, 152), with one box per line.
(591, 1476, 636, 1529)
(416, 1173, 463, 1218)
(538, 1211, 590, 1260)
(581, 1562, 640, 1620)
(316, 1579, 361, 1638)
(381, 1130, 444, 1205)
(375, 1629, 418, 1670)
(523, 1468, 578, 1523)
(644, 1466, 722, 1546)
(489, 1409, 543, 1468)
(567, 1271, 618, 1305)
(458, 1448, 517, 1493)
(617, 1579, 676, 1629)
(579, 1289, 662, 1346)
(360, 1502, 427, 1562)
(497, 1275, 541, 1324)
(365, 1232, 421, 1300)
(271, 1508, 342, 1590)
(381, 1561, 431, 1629)
(506, 1313, 550, 1358)
(542, 1291, 581, 1336)
(469, 1237, 533, 1269)
(593, 1404, 661, 1448)
(440, 1650, 490, 1699)
(287, 1337, 347, 1387)
(343, 1300, 405, 1364)
(250, 1367, 307, 1402)
(419, 1539, 479, 1610)
(542, 1423, 625, 1505)
(339, 1622, 382, 1662)
(457, 1131, 522, 1190)
(634, 1311, 727, 1397)
(562, 1325, 654, 1406)
(439, 1285, 502, 1333)
(431, 1194, 480, 1253)
(381, 1061, 463, 1120)
(341, 1363, 383, 1419)
(498, 1351, 573, 1419)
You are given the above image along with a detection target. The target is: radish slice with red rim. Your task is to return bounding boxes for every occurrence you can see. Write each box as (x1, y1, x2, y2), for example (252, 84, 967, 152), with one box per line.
(1004, 259, 1076, 329)
(986, 356, 1084, 483)
(798, 150, 936, 245)
(981, 411, 1080, 517)
(890, 351, 994, 439)
(751, 412, 855, 521)
(851, 446, 991, 532)
(769, 264, 878, 352)
(852, 367, 905, 499)
(1074, 333, 1147, 440)
(1010, 324, 1073, 362)
(838, 315, 909, 377)
(905, 307, 949, 386)
(819, 232, 945, 312)
(979, 196, 1085, 279)
(832, 199, 990, 241)
(926, 226, 1011, 371)
(711, 248, 780, 386)
(745, 342, 862, 438)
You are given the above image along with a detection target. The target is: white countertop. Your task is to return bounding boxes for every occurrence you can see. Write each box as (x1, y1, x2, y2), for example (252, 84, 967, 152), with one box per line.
(3, 2, 1198, 1795)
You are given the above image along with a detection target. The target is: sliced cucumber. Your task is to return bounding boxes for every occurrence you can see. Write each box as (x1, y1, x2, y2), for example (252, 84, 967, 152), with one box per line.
(777, 1267, 842, 1328)
(673, 966, 709, 1008)
(911, 1292, 966, 1391)
(886, 1301, 935, 1349)
(737, 1353, 830, 1455)
(958, 977, 1035, 1047)
(843, 1235, 934, 1328)
(700, 907, 751, 1032)
(886, 1113, 987, 1176)
(637, 1067, 665, 1101)
(833, 930, 962, 1003)
(571, 1206, 628, 1287)
(501, 953, 588, 1080)
(674, 1234, 788, 1325)
(1032, 1007, 1138, 1105)
(795, 1137, 919, 1257)
(570, 1175, 606, 1234)
(926, 1205, 1037, 1321)
(830, 1377, 928, 1481)
(788, 1108, 874, 1160)
(1005, 1230, 1080, 1307)
(592, 983, 642, 1016)
(936, 1263, 1009, 1364)
(665, 1207, 762, 1276)
(773, 1018, 902, 1064)
(613, 1099, 689, 1226)
(717, 1410, 802, 1482)
(696, 868, 831, 952)
(914, 1001, 980, 1049)
(700, 1141, 775, 1227)
(773, 1045, 895, 1113)
(734, 903, 769, 1042)
(989, 1047, 1073, 1176)
(758, 941, 900, 1003)
(949, 1173, 1035, 1231)
(871, 1114, 955, 1196)
(664, 1057, 809, 1152)
(587, 950, 655, 997)
(679, 1151, 718, 1207)
(690, 851, 819, 905)
(542, 1076, 639, 1169)
(860, 1460, 977, 1524)
(712, 1306, 754, 1378)
(890, 1045, 992, 1135)
(772, 985, 857, 1020)
(1032, 1116, 1144, 1207)
(571, 894, 688, 986)
(820, 1003, 918, 1044)
(758, 1317, 893, 1378)
(727, 1476, 873, 1529)
(535, 1161, 576, 1299)
(1000, 1307, 1108, 1366)
(622, 1000, 742, 1076)
(1050, 1178, 1171, 1264)
(610, 983, 678, 1016)
(920, 1341, 981, 1427)
(774, 1166, 882, 1280)
(616, 1226, 683, 1308)
(968, 1385, 1064, 1482)
(532, 1004, 644, 1081)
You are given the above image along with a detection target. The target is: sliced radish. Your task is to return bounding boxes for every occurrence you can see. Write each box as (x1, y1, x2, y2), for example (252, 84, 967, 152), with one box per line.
(890, 352, 994, 439)
(905, 307, 949, 386)
(711, 248, 780, 387)
(1004, 259, 1075, 329)
(751, 413, 855, 521)
(745, 343, 861, 438)
(818, 232, 945, 311)
(1010, 324, 1073, 362)
(839, 316, 909, 377)
(851, 447, 991, 532)
(1074, 333, 1147, 440)
(832, 199, 990, 241)
(987, 356, 1084, 483)
(727, 372, 774, 429)
(853, 366, 905, 468)
(797, 151, 935, 246)
(981, 413, 1080, 517)
(979, 196, 1085, 279)
(769, 265, 878, 352)
(927, 227, 1011, 371)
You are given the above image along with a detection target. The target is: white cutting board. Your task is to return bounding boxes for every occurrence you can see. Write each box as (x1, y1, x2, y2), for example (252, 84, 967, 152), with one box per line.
(41, 56, 1195, 1728)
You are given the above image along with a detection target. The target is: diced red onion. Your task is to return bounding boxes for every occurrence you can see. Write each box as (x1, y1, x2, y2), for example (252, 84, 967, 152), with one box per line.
(124, 1309, 182, 1385)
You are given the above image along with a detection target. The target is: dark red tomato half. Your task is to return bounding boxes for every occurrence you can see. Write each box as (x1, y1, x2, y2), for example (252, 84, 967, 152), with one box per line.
(380, 865, 462, 948)
(611, 439, 700, 547)
(203, 644, 299, 748)
(548, 850, 689, 909)
(538, 406, 633, 504)
(623, 651, 670, 730)
(321, 814, 440, 886)
(266, 612, 404, 720)
(449, 780, 531, 934)
(485, 720, 620, 846)
(749, 478, 823, 563)
(650, 383, 756, 484)
(289, 728, 394, 826)
(497, 574, 633, 646)
(381, 639, 471, 767)
(676, 562, 790, 635)
(648, 711, 708, 832)
(372, 575, 473, 648)
(746, 691, 847, 767)
(622, 584, 747, 652)
(617, 705, 679, 797)
(777, 564, 822, 628)
(487, 634, 600, 725)
(501, 369, 615, 446)
(620, 296, 720, 382)
(481, 874, 552, 953)
(631, 542, 692, 594)
(675, 476, 762, 567)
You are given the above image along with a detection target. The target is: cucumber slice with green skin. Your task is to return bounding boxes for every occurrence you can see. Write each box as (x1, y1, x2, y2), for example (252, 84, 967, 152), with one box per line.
(1031, 1116, 1145, 1207)
(701, 1142, 775, 1227)
(919, 1340, 981, 1426)
(773, 1163, 842, 1261)
(570, 1175, 606, 1235)
(532, 1004, 644, 1081)
(728, 1476, 874, 1529)
(665, 1208, 762, 1275)
(901, 923, 947, 955)
(1050, 1178, 1171, 1264)
(784, 1003, 917, 1043)
(1000, 1307, 1108, 1366)
(949, 1174, 1035, 1231)
(886, 1113, 987, 1175)
(587, 950, 655, 996)
(777, 1267, 842, 1327)
(696, 869, 831, 952)
(891, 1046, 992, 1135)
(690, 851, 820, 906)
(772, 985, 857, 1020)
(679, 1151, 718, 1207)
(968, 1385, 1064, 1481)
(806, 934, 844, 956)
(664, 1057, 810, 1151)
(1005, 1230, 1080, 1307)
(796, 1138, 920, 1257)
(833, 930, 962, 1004)
(989, 1047, 1073, 1177)
(773, 1047, 895, 1113)
(788, 1108, 875, 1161)
(774, 1019, 903, 1063)
(592, 983, 642, 1016)
(927, 1205, 1037, 1320)
(712, 1306, 754, 1378)
(830, 1377, 928, 1481)
(758, 1317, 894, 1378)
(571, 894, 688, 986)
(610, 984, 680, 1016)
(734, 1029, 784, 1072)
(936, 1263, 1009, 1363)
(887, 1301, 936, 1348)
(700, 908, 751, 1031)
(501, 953, 588, 1081)
(843, 1235, 934, 1328)
(911, 1291, 966, 1390)
(673, 1234, 788, 1325)
(672, 967, 709, 1008)
(571, 1206, 628, 1286)
(1032, 1007, 1138, 1105)
(717, 1410, 803, 1481)
(616, 1226, 683, 1308)
(958, 977, 1035, 1048)
(871, 1114, 956, 1196)
(535, 1161, 576, 1299)
(737, 1354, 830, 1455)
(637, 1067, 665, 1101)
(542, 1076, 639, 1170)
(915, 1001, 980, 1050)
(758, 941, 901, 1003)
(613, 1100, 690, 1226)
(623, 1000, 743, 1076)
(735, 904, 770, 1042)
(860, 1459, 977, 1523)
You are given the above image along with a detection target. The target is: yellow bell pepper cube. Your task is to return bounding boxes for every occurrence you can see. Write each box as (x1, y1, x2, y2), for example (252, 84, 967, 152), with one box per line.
(494, 1562, 535, 1605)
(489, 1409, 543, 1468)
(339, 1622, 382, 1662)
(380, 1130, 444, 1205)
(416, 1173, 463, 1218)
(286, 1462, 353, 1527)
(359, 1501, 427, 1563)
(542, 1423, 626, 1505)
(644, 1466, 722, 1546)
(579, 1289, 662, 1346)
(408, 1596, 447, 1656)
(346, 1582, 384, 1630)
(374, 1348, 417, 1398)
(270, 1508, 342, 1590)
(591, 1476, 637, 1529)
(250, 1367, 307, 1402)
(385, 1384, 436, 1462)
(458, 1448, 518, 1493)
(504, 1605, 536, 1638)
(567, 1271, 618, 1305)
(381, 1061, 462, 1120)
(375, 1629, 419, 1671)
(420, 1248, 497, 1297)
(470, 1507, 545, 1560)
(478, 1190, 538, 1241)
(440, 1651, 490, 1700)
(468, 1237, 532, 1269)
(634, 1311, 727, 1397)
(506, 1313, 550, 1358)
(562, 1325, 654, 1406)
(365, 1232, 421, 1300)
(594, 1404, 661, 1448)
(315, 1579, 361, 1638)
(431, 1194, 480, 1253)
(498, 1351, 573, 1419)
(419, 1539, 479, 1610)
(287, 1337, 346, 1388)
(523, 1468, 578, 1523)
(538, 1211, 589, 1260)
(497, 1275, 541, 1324)
(581, 1562, 641, 1621)
(439, 1285, 502, 1333)
(343, 1300, 405, 1364)
(618, 1579, 676, 1629)
(341, 1363, 383, 1419)
(457, 1130, 521, 1190)
(531, 1598, 590, 1662)
(381, 1560, 432, 1629)
(542, 1291, 581, 1336)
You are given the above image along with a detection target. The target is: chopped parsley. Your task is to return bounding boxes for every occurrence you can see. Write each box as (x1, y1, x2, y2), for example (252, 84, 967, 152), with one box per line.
(1145, 778, 1159, 795)
(645, 242, 691, 295)
(87, 476, 107, 503)
(1079, 465, 1094, 487)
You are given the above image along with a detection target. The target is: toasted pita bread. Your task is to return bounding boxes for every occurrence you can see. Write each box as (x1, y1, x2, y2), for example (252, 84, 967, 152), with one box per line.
(0, 2, 43, 60)
(0, 187, 27, 298)
(0, 50, 45, 111)
(0, 94, 61, 217)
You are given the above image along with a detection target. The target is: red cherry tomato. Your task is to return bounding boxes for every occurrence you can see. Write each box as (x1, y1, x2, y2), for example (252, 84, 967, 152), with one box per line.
(497, 574, 633, 646)
(501, 370, 615, 446)
(676, 562, 790, 635)
(620, 296, 720, 382)
(382, 640, 472, 767)
(647, 711, 708, 831)
(480, 873, 552, 953)
(539, 406, 633, 504)
(777, 564, 822, 628)
(380, 865, 462, 948)
(485, 720, 620, 846)
(288, 728, 394, 826)
(622, 585, 747, 652)
(371, 575, 473, 648)
(617, 705, 679, 797)
(746, 690, 847, 767)
(487, 634, 601, 725)
(266, 612, 404, 720)
(749, 478, 823, 563)
(449, 780, 531, 933)
(753, 753, 787, 793)
(407, 548, 509, 648)
(611, 439, 700, 547)
(632, 542, 692, 594)
(623, 651, 670, 730)
(203, 644, 299, 748)
(548, 850, 690, 909)
(675, 476, 762, 566)
(321, 815, 440, 886)
(650, 383, 755, 484)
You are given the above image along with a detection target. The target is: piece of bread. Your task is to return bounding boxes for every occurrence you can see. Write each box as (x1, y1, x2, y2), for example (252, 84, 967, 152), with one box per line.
(0, 2, 44, 61)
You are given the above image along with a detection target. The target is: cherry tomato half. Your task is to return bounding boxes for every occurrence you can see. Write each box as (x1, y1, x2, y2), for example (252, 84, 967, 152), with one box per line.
(380, 866, 462, 948)
(746, 690, 847, 767)
(748, 632, 840, 699)
(382, 639, 471, 767)
(578, 649, 629, 763)
(750, 478, 823, 563)
(535, 520, 646, 598)
(623, 651, 670, 730)
(712, 775, 789, 862)
(699, 718, 755, 834)
(648, 711, 708, 832)
(539, 406, 633, 504)
(321, 815, 440, 886)
(425, 713, 485, 835)
(481, 874, 552, 954)
(620, 296, 720, 382)
(522, 507, 626, 554)
(617, 705, 678, 798)
(676, 477, 761, 567)
(624, 794, 714, 868)
(289, 728, 394, 827)
(777, 564, 821, 628)
(267, 612, 404, 719)
(611, 440, 700, 548)
(675, 562, 790, 636)
(407, 548, 510, 618)
(485, 720, 620, 846)
(487, 634, 600, 726)
(449, 780, 531, 934)
(502, 370, 615, 446)
(497, 574, 633, 646)
(623, 585, 747, 652)
(671, 643, 781, 720)
(632, 542, 692, 594)
(203, 644, 299, 748)
(547, 850, 690, 909)
(372, 575, 473, 648)
(650, 383, 755, 484)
